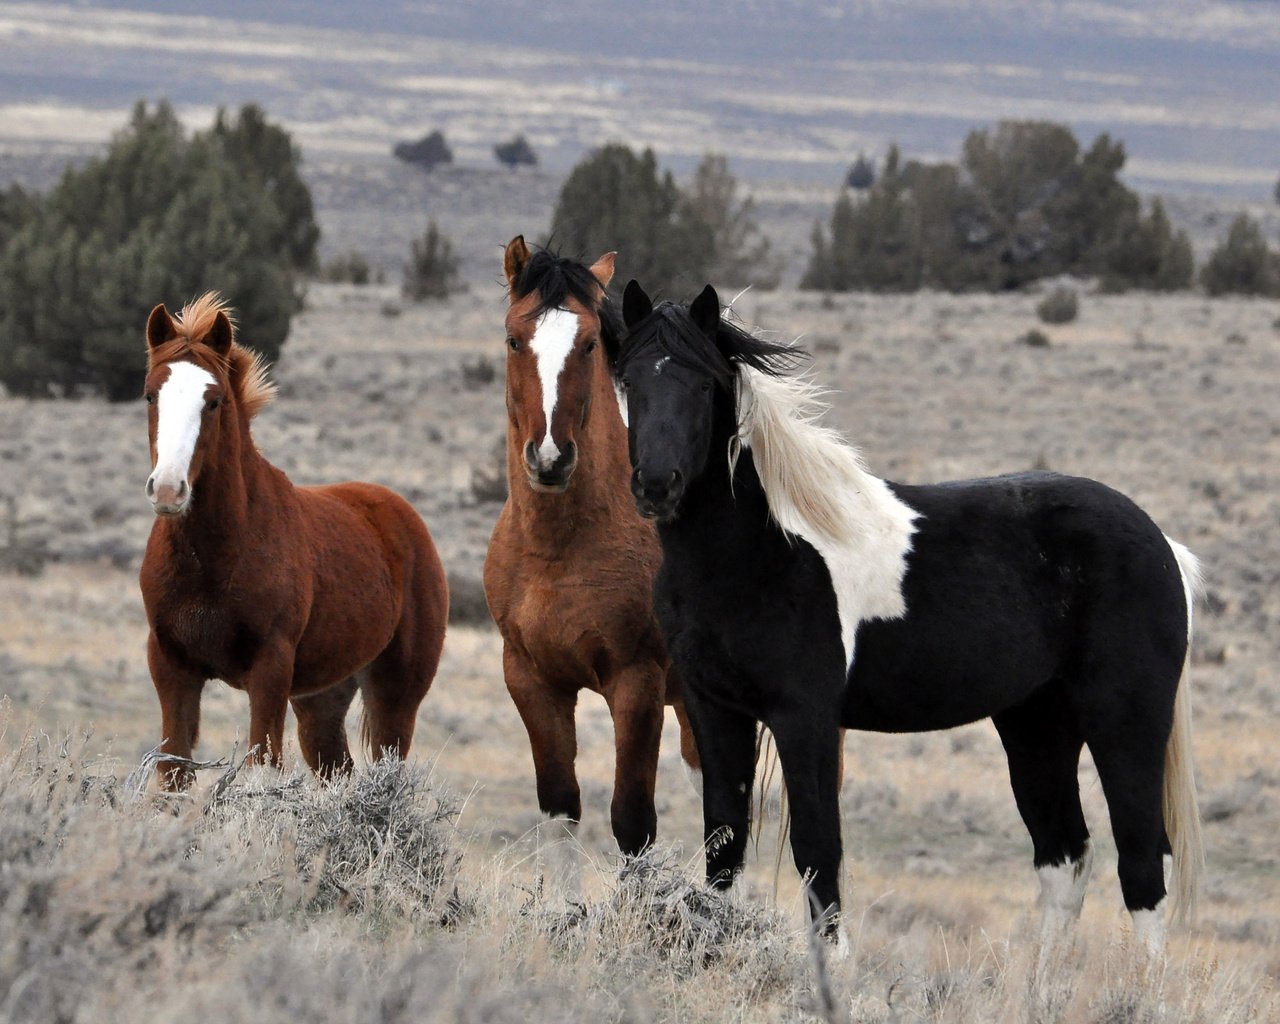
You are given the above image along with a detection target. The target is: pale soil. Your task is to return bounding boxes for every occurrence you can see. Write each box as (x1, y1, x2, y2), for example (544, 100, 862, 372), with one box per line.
(1, 282, 1278, 1006)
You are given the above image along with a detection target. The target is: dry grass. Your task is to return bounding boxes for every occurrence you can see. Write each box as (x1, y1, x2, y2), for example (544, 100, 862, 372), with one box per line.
(0, 705, 1275, 1023)
(2, 286, 1278, 1020)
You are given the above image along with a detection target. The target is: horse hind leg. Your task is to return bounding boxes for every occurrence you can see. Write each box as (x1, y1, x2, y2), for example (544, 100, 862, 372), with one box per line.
(291, 677, 358, 778)
(359, 611, 444, 762)
(992, 685, 1091, 948)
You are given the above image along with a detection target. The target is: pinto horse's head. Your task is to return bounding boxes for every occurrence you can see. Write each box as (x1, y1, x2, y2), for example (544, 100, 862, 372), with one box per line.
(502, 236, 619, 493)
(142, 293, 274, 517)
(619, 280, 798, 522)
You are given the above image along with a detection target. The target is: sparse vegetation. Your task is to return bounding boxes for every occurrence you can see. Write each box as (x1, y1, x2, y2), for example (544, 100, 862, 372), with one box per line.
(804, 122, 1196, 294)
(494, 135, 537, 170)
(403, 220, 461, 301)
(0, 100, 311, 401)
(549, 145, 773, 294)
(320, 250, 373, 285)
(845, 153, 875, 191)
(1200, 212, 1280, 297)
(0, 722, 1273, 1023)
(394, 130, 453, 172)
(1036, 287, 1080, 324)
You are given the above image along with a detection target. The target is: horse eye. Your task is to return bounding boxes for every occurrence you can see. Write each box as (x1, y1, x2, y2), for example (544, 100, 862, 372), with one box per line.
(700, 380, 714, 394)
(621, 377, 632, 391)
(144, 393, 155, 405)
(206, 398, 220, 412)
(584, 340, 597, 355)
(507, 336, 519, 352)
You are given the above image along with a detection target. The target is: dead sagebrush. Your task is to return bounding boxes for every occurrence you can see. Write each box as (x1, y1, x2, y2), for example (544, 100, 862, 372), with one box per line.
(206, 755, 462, 918)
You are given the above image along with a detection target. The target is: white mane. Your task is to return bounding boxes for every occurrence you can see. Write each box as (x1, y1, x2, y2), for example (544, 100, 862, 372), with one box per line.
(731, 364, 919, 666)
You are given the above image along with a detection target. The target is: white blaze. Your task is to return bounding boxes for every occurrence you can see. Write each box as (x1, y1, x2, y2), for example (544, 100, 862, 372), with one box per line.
(152, 361, 215, 494)
(529, 308, 580, 464)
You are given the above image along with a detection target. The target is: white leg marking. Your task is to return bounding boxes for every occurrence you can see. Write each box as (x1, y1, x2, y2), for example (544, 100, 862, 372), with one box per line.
(151, 361, 215, 502)
(541, 816, 582, 900)
(529, 308, 579, 466)
(1036, 841, 1093, 942)
(681, 761, 703, 798)
(1130, 897, 1167, 958)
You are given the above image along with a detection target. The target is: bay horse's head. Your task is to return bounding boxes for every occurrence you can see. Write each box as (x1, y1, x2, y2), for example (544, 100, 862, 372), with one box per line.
(618, 280, 797, 521)
(502, 236, 621, 493)
(142, 293, 275, 516)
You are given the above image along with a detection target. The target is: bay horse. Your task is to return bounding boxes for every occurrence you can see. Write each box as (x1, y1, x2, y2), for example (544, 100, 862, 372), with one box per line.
(139, 293, 448, 789)
(483, 238, 697, 862)
(617, 280, 1203, 954)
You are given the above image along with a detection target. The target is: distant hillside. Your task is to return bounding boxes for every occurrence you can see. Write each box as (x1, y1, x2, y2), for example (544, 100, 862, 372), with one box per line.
(0, 1, 1277, 197)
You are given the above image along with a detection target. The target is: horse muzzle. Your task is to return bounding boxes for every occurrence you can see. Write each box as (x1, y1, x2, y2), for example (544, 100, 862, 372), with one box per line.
(523, 439, 577, 493)
(631, 467, 683, 521)
(146, 474, 190, 517)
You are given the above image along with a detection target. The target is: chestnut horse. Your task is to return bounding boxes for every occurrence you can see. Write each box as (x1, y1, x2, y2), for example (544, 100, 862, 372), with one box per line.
(139, 294, 448, 789)
(483, 239, 697, 859)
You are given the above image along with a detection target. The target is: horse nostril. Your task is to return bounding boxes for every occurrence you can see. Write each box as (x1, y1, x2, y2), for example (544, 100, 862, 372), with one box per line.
(176, 480, 188, 499)
(523, 440, 538, 471)
(145, 476, 156, 499)
(667, 469, 682, 492)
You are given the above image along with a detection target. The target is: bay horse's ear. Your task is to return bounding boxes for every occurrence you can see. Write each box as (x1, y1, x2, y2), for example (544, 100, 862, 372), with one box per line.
(146, 303, 177, 350)
(689, 284, 720, 338)
(207, 310, 234, 358)
(589, 251, 616, 288)
(622, 279, 652, 328)
(503, 235, 530, 287)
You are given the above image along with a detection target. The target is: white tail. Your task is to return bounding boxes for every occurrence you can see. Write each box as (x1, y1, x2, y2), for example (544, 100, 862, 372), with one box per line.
(1164, 537, 1205, 925)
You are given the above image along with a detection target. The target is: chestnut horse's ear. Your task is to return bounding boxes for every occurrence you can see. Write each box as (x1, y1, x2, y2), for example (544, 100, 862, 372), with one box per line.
(146, 303, 177, 350)
(207, 310, 234, 357)
(589, 251, 616, 289)
(622, 279, 652, 328)
(689, 284, 720, 338)
(503, 235, 530, 287)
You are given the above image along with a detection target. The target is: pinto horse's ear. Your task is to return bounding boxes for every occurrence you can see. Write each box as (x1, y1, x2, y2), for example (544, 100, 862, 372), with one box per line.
(689, 284, 720, 338)
(146, 303, 177, 350)
(589, 251, 616, 289)
(622, 279, 652, 328)
(207, 310, 234, 357)
(503, 235, 530, 287)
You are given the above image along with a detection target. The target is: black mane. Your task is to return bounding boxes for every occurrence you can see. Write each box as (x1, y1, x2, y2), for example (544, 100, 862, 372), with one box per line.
(510, 247, 624, 367)
(618, 300, 803, 389)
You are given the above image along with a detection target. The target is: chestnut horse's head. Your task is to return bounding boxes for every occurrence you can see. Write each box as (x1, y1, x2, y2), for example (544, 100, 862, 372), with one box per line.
(142, 293, 275, 517)
(502, 236, 621, 493)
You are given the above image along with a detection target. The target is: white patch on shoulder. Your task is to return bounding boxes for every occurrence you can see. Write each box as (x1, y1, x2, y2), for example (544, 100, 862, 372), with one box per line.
(530, 307, 580, 463)
(1130, 897, 1167, 958)
(735, 367, 918, 671)
(153, 361, 216, 491)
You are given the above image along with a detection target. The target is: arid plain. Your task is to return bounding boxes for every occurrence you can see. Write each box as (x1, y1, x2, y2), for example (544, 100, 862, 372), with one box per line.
(2, 272, 1278, 1019)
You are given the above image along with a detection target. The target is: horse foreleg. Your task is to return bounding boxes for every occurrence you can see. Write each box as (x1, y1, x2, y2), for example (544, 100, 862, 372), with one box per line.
(147, 632, 205, 791)
(504, 644, 583, 895)
(604, 664, 665, 856)
(683, 687, 757, 890)
(770, 709, 844, 937)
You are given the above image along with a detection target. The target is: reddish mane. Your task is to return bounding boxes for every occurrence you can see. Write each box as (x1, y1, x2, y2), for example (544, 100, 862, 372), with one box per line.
(148, 292, 277, 420)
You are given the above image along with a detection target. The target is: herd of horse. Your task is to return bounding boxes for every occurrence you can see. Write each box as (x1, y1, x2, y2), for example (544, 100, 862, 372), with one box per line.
(138, 239, 1203, 955)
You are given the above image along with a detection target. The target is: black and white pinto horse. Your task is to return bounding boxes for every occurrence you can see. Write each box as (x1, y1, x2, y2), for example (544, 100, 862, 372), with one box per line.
(617, 281, 1203, 954)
